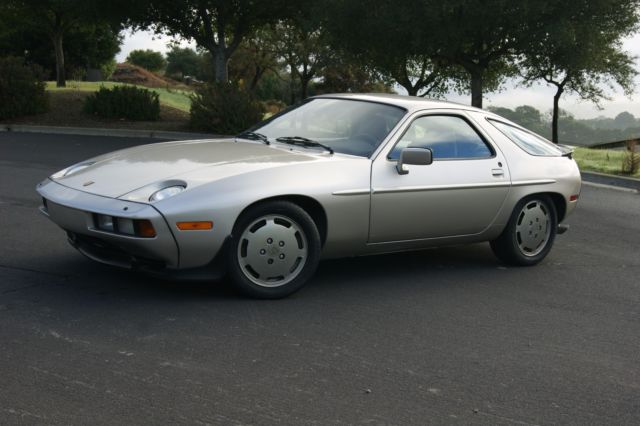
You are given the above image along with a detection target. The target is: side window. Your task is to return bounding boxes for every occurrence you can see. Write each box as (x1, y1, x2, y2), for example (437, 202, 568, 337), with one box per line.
(388, 115, 493, 160)
(488, 119, 562, 156)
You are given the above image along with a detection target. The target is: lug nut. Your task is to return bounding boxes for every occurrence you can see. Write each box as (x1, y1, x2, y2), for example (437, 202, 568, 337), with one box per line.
(267, 238, 273, 244)
(260, 249, 266, 255)
(279, 254, 285, 259)
(279, 241, 285, 247)
(268, 259, 274, 264)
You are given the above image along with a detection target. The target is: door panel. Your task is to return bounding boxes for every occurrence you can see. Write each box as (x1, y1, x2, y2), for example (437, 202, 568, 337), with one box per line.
(369, 113, 510, 243)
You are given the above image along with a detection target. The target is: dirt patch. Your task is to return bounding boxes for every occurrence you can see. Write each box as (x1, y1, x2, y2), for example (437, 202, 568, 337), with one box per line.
(110, 63, 189, 90)
(1, 91, 191, 132)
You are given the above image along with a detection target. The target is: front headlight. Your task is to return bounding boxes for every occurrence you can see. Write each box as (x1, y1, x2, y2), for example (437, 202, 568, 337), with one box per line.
(149, 185, 185, 202)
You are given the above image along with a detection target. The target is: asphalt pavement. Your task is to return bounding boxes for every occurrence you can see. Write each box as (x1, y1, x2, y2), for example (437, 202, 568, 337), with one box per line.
(1, 132, 639, 425)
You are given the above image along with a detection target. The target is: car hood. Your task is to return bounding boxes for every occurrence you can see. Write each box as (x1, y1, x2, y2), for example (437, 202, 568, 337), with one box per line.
(52, 138, 324, 199)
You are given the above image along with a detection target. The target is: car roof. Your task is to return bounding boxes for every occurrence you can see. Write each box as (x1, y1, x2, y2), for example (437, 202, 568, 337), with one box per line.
(312, 93, 486, 114)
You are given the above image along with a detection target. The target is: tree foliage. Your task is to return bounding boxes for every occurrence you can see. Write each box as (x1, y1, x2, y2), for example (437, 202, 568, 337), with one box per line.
(165, 46, 200, 79)
(190, 82, 264, 133)
(521, 0, 639, 142)
(0, 0, 127, 87)
(323, 0, 451, 98)
(126, 49, 166, 72)
(131, 0, 290, 82)
(0, 19, 121, 81)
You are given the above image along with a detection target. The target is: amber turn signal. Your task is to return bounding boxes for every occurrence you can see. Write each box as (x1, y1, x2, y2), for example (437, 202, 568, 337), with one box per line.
(135, 219, 157, 238)
(176, 221, 213, 231)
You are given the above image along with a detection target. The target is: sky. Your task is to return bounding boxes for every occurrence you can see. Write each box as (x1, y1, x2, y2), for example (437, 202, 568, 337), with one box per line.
(117, 30, 640, 120)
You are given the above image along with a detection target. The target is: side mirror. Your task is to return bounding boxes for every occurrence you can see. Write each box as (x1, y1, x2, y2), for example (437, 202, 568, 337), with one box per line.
(396, 147, 433, 175)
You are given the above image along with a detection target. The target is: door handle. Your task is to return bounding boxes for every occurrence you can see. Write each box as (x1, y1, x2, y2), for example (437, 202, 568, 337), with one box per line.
(492, 168, 504, 177)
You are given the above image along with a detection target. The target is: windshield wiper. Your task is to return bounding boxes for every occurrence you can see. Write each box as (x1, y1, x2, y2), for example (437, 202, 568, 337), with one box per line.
(236, 131, 270, 145)
(275, 136, 334, 154)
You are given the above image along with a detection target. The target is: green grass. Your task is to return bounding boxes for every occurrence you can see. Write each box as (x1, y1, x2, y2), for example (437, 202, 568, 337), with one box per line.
(46, 81, 192, 112)
(573, 147, 640, 177)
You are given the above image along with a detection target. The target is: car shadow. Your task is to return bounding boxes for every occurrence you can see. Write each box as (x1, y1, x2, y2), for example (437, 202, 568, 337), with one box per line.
(36, 242, 502, 302)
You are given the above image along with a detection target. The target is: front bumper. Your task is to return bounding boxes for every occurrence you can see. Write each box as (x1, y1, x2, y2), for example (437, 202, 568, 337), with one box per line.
(37, 179, 179, 269)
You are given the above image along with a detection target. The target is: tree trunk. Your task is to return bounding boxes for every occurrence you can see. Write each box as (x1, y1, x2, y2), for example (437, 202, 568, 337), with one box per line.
(552, 87, 563, 144)
(213, 48, 228, 83)
(403, 84, 418, 96)
(300, 75, 311, 100)
(52, 33, 66, 88)
(470, 70, 483, 108)
(289, 72, 296, 104)
(249, 66, 263, 91)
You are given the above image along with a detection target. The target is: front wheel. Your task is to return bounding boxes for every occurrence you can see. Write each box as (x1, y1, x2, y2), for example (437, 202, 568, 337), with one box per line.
(490, 195, 558, 266)
(227, 201, 321, 299)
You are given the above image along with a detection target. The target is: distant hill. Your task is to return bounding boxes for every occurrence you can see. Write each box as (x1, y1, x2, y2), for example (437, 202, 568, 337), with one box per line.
(488, 106, 640, 146)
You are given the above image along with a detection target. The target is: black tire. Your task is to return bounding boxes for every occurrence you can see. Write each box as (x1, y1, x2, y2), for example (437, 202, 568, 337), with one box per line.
(490, 195, 558, 266)
(227, 201, 321, 299)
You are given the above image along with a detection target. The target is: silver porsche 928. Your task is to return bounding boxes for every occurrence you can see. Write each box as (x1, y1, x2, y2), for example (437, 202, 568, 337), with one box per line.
(37, 94, 581, 298)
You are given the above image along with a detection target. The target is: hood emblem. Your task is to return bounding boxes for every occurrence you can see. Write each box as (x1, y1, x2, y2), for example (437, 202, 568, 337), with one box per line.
(83, 181, 95, 187)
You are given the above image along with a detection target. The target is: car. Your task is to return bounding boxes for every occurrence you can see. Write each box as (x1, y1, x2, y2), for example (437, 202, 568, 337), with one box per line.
(37, 93, 581, 298)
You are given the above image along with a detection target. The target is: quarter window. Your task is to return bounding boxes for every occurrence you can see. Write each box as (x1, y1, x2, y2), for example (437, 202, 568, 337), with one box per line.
(388, 115, 493, 160)
(488, 119, 562, 156)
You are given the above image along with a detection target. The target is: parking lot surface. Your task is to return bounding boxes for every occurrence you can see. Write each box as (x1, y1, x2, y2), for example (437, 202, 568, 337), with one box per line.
(1, 132, 639, 425)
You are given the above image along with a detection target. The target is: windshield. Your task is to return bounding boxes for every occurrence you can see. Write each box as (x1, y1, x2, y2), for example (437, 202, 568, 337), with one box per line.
(252, 98, 406, 157)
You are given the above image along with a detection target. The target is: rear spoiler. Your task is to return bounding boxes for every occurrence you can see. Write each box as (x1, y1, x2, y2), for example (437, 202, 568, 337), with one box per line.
(558, 144, 574, 159)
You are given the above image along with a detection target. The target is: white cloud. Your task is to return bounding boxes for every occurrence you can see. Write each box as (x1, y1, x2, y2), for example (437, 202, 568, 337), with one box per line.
(116, 30, 196, 62)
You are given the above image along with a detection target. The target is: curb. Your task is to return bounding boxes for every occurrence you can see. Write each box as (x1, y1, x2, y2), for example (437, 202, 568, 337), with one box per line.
(1, 124, 224, 141)
(582, 181, 638, 194)
(581, 171, 640, 192)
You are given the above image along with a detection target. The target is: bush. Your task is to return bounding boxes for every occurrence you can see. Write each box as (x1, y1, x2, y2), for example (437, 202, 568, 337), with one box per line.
(100, 59, 117, 80)
(190, 83, 264, 134)
(0, 56, 48, 120)
(622, 140, 640, 175)
(84, 85, 160, 121)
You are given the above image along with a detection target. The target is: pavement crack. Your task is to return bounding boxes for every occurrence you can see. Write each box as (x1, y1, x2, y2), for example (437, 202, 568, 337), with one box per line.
(0, 195, 41, 208)
(0, 264, 72, 294)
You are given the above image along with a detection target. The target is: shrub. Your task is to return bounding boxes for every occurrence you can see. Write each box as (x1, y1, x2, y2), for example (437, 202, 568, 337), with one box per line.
(622, 140, 640, 175)
(0, 56, 48, 120)
(190, 83, 264, 134)
(100, 59, 117, 80)
(84, 85, 160, 121)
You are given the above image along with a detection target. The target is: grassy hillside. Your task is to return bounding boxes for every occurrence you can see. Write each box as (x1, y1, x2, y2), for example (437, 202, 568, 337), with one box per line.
(46, 81, 192, 113)
(573, 147, 640, 177)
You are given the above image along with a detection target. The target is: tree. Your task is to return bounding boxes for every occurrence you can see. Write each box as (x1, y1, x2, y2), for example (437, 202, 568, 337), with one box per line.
(0, 18, 121, 81)
(165, 46, 200, 79)
(133, 0, 290, 82)
(228, 27, 279, 92)
(323, 0, 451, 98)
(271, 20, 333, 102)
(427, 0, 544, 108)
(126, 49, 166, 72)
(614, 112, 637, 129)
(1, 0, 126, 87)
(324, 0, 531, 106)
(317, 54, 393, 94)
(522, 0, 639, 143)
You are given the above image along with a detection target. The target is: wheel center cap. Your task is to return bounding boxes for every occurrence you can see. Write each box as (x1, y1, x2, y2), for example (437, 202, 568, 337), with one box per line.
(267, 246, 280, 256)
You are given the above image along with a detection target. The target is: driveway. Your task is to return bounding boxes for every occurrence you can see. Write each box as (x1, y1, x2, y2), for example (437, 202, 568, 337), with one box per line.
(1, 132, 639, 424)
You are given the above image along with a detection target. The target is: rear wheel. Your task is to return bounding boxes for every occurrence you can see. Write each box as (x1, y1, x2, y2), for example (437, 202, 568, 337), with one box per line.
(227, 201, 321, 299)
(490, 195, 557, 266)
